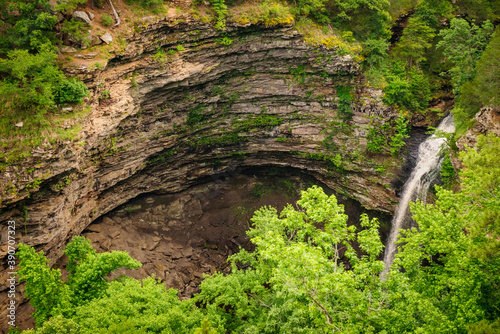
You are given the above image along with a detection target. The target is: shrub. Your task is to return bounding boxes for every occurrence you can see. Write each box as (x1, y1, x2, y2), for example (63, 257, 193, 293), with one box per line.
(383, 61, 431, 113)
(366, 119, 389, 153)
(61, 19, 91, 47)
(389, 115, 410, 156)
(99, 90, 110, 100)
(210, 0, 228, 30)
(101, 14, 114, 27)
(336, 85, 353, 120)
(215, 37, 233, 45)
(56, 78, 89, 104)
(125, 0, 164, 12)
(440, 155, 456, 186)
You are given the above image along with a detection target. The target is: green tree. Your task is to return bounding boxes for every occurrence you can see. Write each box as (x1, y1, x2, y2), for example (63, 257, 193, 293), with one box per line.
(389, 115, 410, 156)
(381, 134, 500, 333)
(0, 45, 88, 116)
(437, 18, 493, 94)
(472, 26, 500, 109)
(17, 237, 142, 326)
(453, 26, 500, 126)
(382, 61, 432, 112)
(197, 185, 386, 333)
(54, 0, 87, 14)
(393, 17, 435, 70)
(0, 0, 57, 52)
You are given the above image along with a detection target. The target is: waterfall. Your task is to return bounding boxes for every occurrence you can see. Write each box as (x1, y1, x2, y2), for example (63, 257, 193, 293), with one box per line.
(381, 114, 455, 278)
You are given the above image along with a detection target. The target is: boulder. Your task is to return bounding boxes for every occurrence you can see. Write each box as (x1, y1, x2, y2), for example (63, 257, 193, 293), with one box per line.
(86, 11, 95, 20)
(91, 35, 103, 46)
(102, 216, 115, 225)
(80, 34, 93, 49)
(100, 32, 113, 44)
(72, 11, 92, 26)
(86, 224, 102, 232)
(60, 46, 77, 53)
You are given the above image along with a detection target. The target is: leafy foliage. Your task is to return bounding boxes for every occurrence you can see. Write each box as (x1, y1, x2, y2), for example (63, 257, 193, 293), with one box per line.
(17, 146, 500, 332)
(17, 237, 141, 327)
(54, 0, 87, 14)
(437, 18, 493, 95)
(101, 13, 114, 27)
(197, 186, 386, 333)
(382, 61, 432, 112)
(0, 0, 89, 167)
(336, 85, 353, 120)
(125, 0, 164, 11)
(0, 0, 58, 52)
(0, 46, 88, 114)
(382, 134, 500, 332)
(392, 17, 435, 70)
(439, 154, 456, 186)
(210, 0, 228, 30)
(453, 26, 500, 126)
(61, 19, 91, 48)
(388, 115, 410, 156)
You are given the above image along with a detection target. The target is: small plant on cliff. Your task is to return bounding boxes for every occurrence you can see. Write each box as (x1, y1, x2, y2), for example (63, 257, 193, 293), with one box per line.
(389, 115, 410, 156)
(289, 64, 307, 84)
(101, 14, 114, 27)
(366, 118, 389, 153)
(210, 0, 228, 30)
(61, 19, 91, 48)
(215, 36, 233, 45)
(336, 85, 353, 120)
(153, 49, 169, 64)
(99, 89, 110, 100)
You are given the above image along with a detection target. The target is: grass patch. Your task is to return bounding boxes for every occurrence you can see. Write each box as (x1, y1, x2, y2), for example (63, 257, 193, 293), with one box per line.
(232, 1, 294, 26)
(295, 19, 363, 60)
(0, 106, 90, 171)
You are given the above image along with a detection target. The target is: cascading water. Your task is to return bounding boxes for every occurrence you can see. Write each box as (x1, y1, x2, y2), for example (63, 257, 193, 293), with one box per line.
(381, 114, 455, 278)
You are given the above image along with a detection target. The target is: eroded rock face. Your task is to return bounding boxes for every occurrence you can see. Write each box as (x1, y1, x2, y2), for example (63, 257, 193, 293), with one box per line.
(456, 107, 500, 150)
(0, 19, 405, 321)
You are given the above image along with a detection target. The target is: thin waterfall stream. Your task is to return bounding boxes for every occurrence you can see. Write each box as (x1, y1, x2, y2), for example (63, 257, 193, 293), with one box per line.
(381, 114, 455, 278)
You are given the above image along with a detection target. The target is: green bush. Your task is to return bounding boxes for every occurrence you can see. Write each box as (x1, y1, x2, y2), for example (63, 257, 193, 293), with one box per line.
(125, 0, 164, 11)
(440, 155, 456, 186)
(61, 19, 91, 47)
(186, 104, 207, 126)
(56, 78, 89, 104)
(215, 37, 233, 45)
(366, 119, 389, 153)
(453, 26, 500, 127)
(54, 0, 87, 13)
(336, 85, 353, 120)
(210, 0, 228, 30)
(389, 115, 410, 156)
(101, 14, 114, 27)
(383, 61, 432, 113)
